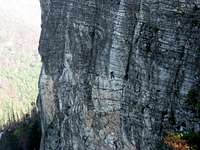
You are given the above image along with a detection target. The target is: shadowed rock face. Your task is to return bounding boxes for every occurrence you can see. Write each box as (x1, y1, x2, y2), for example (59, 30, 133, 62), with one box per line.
(37, 0, 200, 149)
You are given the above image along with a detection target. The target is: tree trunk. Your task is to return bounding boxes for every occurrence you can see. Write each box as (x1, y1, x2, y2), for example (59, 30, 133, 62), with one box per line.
(37, 0, 200, 149)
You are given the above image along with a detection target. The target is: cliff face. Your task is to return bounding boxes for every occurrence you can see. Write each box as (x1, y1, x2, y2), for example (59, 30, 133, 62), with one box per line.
(37, 0, 200, 149)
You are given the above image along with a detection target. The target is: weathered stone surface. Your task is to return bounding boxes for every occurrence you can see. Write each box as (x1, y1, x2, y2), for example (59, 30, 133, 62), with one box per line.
(37, 0, 200, 149)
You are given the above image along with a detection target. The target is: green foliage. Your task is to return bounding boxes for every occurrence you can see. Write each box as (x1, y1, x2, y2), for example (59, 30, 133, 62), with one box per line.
(0, 48, 41, 126)
(164, 132, 190, 150)
(191, 19, 200, 27)
(165, 132, 200, 150)
(187, 88, 200, 110)
(183, 132, 200, 150)
(152, 26, 160, 33)
(13, 127, 23, 137)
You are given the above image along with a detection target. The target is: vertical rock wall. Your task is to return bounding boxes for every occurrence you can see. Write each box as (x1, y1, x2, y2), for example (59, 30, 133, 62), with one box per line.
(38, 0, 200, 149)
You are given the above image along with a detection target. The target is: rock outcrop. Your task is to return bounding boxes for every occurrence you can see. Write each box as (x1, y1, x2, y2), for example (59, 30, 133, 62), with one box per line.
(37, 0, 200, 149)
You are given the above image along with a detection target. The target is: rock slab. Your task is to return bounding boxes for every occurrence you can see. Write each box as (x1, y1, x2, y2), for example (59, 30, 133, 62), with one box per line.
(38, 0, 200, 149)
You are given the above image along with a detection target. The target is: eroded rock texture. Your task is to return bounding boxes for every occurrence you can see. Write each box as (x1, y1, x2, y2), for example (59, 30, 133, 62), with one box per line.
(37, 0, 200, 149)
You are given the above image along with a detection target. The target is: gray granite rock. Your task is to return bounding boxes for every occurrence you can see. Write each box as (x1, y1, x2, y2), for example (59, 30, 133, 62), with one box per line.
(37, 0, 200, 149)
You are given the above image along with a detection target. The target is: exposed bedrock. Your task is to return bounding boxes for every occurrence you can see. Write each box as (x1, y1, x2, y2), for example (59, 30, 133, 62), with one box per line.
(38, 0, 200, 149)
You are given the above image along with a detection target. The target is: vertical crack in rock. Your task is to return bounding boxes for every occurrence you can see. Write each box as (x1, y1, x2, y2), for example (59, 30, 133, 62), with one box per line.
(38, 0, 200, 149)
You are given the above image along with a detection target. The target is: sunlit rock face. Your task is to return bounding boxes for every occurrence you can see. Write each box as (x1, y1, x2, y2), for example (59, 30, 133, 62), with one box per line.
(38, 0, 200, 149)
